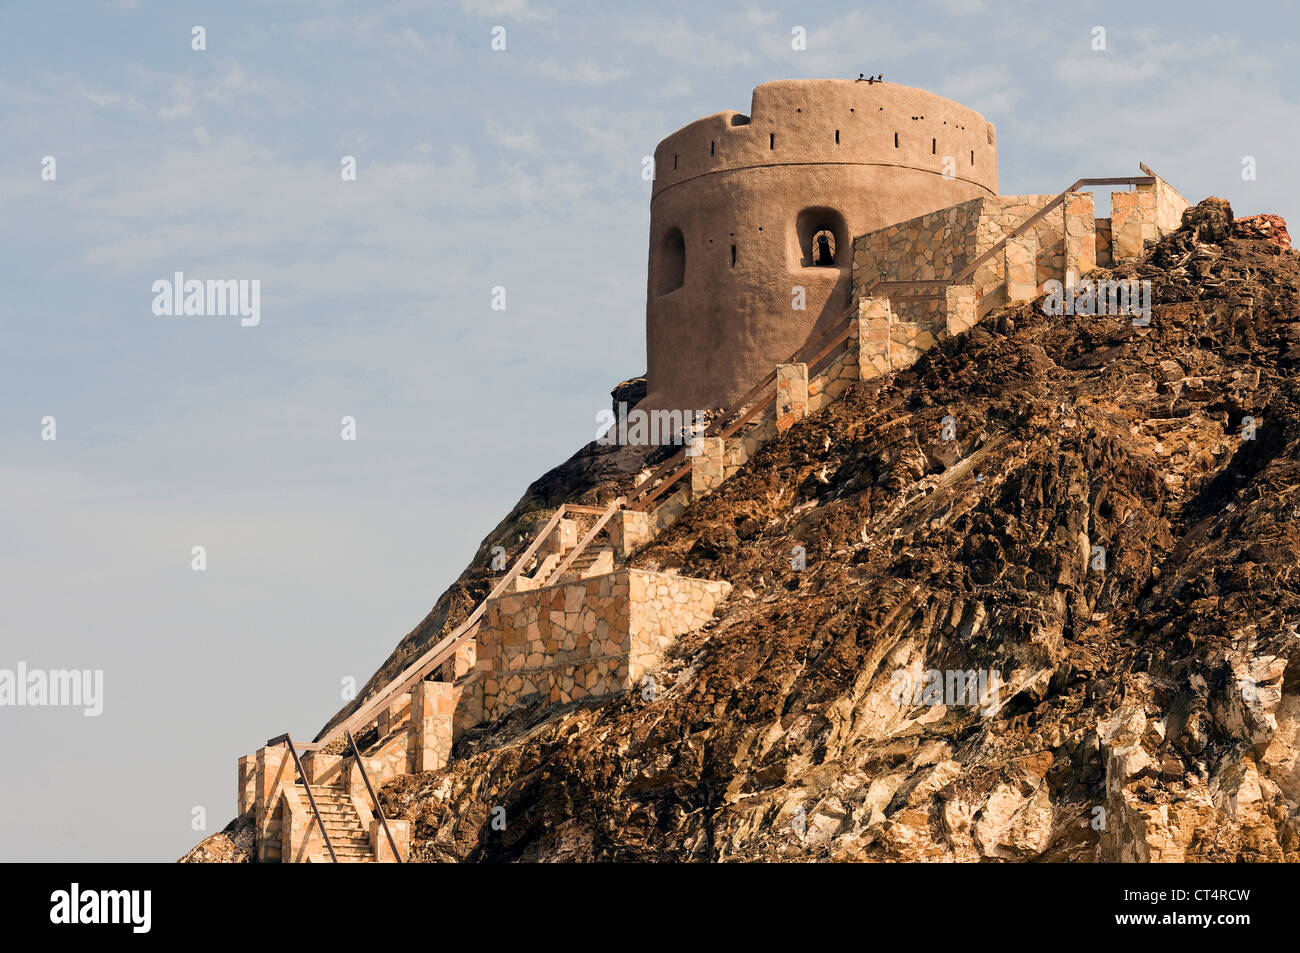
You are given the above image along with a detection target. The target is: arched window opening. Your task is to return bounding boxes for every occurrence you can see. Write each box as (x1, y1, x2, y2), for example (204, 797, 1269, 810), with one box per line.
(656, 227, 686, 296)
(794, 207, 849, 269)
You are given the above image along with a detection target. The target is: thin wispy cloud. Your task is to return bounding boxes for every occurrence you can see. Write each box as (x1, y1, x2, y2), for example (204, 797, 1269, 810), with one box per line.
(532, 57, 630, 85)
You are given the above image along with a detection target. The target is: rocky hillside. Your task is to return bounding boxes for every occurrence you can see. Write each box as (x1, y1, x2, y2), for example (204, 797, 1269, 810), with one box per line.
(187, 199, 1300, 862)
(376, 199, 1300, 862)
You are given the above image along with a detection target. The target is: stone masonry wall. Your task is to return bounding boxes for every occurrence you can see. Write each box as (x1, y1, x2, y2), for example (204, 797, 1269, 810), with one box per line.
(965, 194, 1063, 316)
(852, 192, 1071, 326)
(851, 197, 983, 329)
(1152, 174, 1190, 234)
(458, 569, 730, 733)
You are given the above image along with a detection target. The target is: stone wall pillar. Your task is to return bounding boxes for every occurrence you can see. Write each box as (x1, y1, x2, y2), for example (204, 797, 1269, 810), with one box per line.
(254, 745, 292, 862)
(538, 518, 577, 557)
(408, 678, 455, 773)
(1004, 232, 1038, 304)
(1111, 189, 1157, 260)
(281, 787, 326, 863)
(855, 295, 892, 379)
(689, 436, 725, 496)
(346, 754, 386, 801)
(370, 818, 410, 863)
(774, 363, 808, 433)
(609, 507, 651, 557)
(944, 285, 977, 337)
(1063, 192, 1096, 287)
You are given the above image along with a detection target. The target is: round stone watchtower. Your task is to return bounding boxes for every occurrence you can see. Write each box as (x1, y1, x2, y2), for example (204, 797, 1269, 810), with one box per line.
(644, 79, 999, 410)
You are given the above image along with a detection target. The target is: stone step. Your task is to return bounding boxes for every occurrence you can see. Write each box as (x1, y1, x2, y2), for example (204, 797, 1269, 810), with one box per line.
(323, 835, 366, 847)
(296, 784, 373, 860)
(323, 832, 369, 844)
(322, 821, 366, 831)
(316, 809, 362, 823)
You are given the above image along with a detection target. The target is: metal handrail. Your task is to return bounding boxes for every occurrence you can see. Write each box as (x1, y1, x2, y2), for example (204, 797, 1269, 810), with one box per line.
(345, 730, 402, 863)
(267, 732, 337, 863)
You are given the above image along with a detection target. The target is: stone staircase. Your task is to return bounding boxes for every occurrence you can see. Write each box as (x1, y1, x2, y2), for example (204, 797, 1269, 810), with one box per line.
(513, 517, 616, 591)
(241, 733, 411, 863)
(235, 163, 1192, 863)
(556, 544, 613, 582)
(306, 784, 373, 862)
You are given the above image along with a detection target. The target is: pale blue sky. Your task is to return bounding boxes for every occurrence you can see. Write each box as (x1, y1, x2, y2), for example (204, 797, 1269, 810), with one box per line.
(1, 0, 1294, 861)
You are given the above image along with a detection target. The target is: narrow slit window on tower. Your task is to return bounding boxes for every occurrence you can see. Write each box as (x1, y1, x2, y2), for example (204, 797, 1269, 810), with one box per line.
(835, 129, 840, 144)
(710, 140, 715, 155)
(970, 150, 975, 165)
(894, 132, 899, 148)
(673, 154, 678, 170)
(769, 133, 775, 150)
(932, 138, 936, 154)
(730, 244, 737, 267)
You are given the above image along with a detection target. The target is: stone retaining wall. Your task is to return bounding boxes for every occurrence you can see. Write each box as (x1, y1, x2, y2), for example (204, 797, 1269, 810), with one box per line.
(852, 192, 1061, 325)
(457, 569, 730, 734)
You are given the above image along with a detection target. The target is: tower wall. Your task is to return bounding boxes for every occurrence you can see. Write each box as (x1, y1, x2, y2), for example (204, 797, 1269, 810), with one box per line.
(644, 80, 999, 410)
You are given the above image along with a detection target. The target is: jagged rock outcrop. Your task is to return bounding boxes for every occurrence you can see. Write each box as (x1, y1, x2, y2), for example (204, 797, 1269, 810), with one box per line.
(1235, 214, 1291, 251)
(371, 204, 1300, 862)
(182, 816, 255, 863)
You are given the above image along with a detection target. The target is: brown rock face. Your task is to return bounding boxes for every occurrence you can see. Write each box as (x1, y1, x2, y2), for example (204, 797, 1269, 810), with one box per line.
(193, 204, 1300, 863)
(610, 376, 648, 415)
(354, 208, 1300, 863)
(1180, 196, 1234, 243)
(180, 816, 255, 863)
(1235, 214, 1291, 250)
